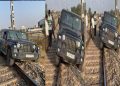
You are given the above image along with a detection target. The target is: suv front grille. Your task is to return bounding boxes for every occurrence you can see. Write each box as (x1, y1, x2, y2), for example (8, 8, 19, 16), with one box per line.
(107, 29, 115, 41)
(65, 36, 76, 52)
(20, 44, 32, 52)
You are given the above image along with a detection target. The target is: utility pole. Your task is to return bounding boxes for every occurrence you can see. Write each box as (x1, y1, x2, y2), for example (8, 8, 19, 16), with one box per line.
(10, 0, 15, 30)
(81, 0, 85, 18)
(115, 0, 118, 16)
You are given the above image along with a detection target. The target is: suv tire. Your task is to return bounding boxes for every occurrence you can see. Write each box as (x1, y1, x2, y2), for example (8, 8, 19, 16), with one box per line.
(99, 42, 103, 49)
(7, 48, 14, 66)
(56, 55, 60, 67)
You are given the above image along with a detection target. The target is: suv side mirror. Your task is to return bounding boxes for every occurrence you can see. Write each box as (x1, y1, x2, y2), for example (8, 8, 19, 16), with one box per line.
(3, 32, 7, 40)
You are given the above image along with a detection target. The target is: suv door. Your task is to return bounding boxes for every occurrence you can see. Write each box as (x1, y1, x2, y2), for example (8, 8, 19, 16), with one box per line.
(1, 31, 8, 55)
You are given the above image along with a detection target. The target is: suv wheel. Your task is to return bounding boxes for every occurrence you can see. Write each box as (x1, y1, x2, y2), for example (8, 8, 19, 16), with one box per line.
(7, 49, 14, 66)
(55, 55, 60, 67)
(99, 42, 103, 49)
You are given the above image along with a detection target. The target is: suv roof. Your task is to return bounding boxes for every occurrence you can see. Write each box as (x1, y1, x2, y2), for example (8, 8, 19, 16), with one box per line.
(61, 9, 81, 20)
(104, 12, 117, 19)
(103, 12, 118, 28)
(1, 29, 21, 32)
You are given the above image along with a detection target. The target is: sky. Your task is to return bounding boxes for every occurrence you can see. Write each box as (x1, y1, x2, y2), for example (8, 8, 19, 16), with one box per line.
(46, 0, 120, 12)
(0, 1, 45, 29)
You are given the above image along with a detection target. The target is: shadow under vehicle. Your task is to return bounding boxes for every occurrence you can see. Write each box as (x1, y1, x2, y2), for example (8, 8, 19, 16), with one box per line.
(56, 9, 84, 67)
(0, 29, 40, 66)
(99, 12, 120, 50)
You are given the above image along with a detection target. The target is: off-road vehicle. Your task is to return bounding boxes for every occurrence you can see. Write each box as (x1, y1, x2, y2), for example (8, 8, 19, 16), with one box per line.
(99, 12, 119, 50)
(56, 9, 84, 66)
(0, 29, 39, 66)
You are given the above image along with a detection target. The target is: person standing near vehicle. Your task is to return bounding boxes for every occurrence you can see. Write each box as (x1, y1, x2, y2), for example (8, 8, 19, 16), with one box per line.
(91, 14, 95, 37)
(45, 14, 49, 51)
(45, 14, 49, 36)
(47, 10, 53, 49)
(93, 11, 97, 36)
(51, 12, 56, 39)
(84, 12, 88, 48)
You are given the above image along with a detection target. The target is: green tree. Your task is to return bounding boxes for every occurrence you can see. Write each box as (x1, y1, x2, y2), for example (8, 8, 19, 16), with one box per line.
(71, 4, 81, 16)
(110, 10, 115, 15)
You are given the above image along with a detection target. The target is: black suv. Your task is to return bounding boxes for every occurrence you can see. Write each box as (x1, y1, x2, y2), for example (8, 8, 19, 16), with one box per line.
(56, 9, 84, 65)
(0, 29, 39, 66)
(99, 12, 119, 49)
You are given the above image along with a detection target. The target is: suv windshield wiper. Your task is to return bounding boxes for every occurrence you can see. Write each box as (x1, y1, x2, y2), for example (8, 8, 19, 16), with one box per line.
(16, 33, 20, 40)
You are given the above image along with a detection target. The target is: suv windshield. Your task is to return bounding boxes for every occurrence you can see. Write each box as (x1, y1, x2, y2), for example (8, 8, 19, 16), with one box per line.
(8, 31, 27, 40)
(104, 13, 118, 27)
(61, 11, 81, 30)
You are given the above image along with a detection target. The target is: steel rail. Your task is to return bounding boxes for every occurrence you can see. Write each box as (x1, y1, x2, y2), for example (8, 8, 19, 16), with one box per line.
(103, 49, 120, 86)
(70, 65, 86, 86)
(103, 48, 107, 86)
(13, 63, 40, 86)
(25, 62, 45, 85)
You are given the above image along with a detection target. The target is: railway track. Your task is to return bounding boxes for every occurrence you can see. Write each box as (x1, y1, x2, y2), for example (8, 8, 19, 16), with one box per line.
(57, 63, 85, 86)
(44, 29, 108, 86)
(50, 12, 112, 86)
(82, 38, 102, 85)
(0, 66, 27, 86)
(104, 48, 120, 86)
(45, 41, 59, 86)
(14, 62, 45, 86)
(56, 37, 103, 86)
(54, 35, 108, 86)
(0, 55, 45, 86)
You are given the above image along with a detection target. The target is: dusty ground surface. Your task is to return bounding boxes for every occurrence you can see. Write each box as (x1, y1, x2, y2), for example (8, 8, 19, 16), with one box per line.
(82, 37, 102, 86)
(104, 49, 120, 85)
(0, 55, 27, 86)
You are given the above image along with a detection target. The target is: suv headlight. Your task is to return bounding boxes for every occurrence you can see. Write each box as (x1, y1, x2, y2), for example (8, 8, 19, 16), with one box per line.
(82, 46, 84, 50)
(17, 43, 20, 48)
(14, 45, 17, 48)
(115, 32, 118, 37)
(33, 45, 36, 49)
(62, 35, 65, 40)
(58, 35, 61, 39)
(105, 28, 107, 32)
(76, 41, 80, 47)
(103, 28, 105, 31)
(14, 45, 18, 53)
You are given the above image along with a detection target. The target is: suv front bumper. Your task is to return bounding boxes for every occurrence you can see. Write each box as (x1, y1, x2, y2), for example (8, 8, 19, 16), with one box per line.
(12, 52, 39, 61)
(101, 36, 119, 49)
(57, 48, 84, 64)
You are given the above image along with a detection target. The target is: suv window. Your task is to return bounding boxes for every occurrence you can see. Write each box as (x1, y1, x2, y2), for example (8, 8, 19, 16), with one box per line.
(61, 11, 81, 31)
(7, 31, 27, 40)
(104, 13, 117, 27)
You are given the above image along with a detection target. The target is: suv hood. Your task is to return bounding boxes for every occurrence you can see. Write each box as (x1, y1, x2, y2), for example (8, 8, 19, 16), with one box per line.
(8, 39, 35, 45)
(62, 27, 82, 39)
